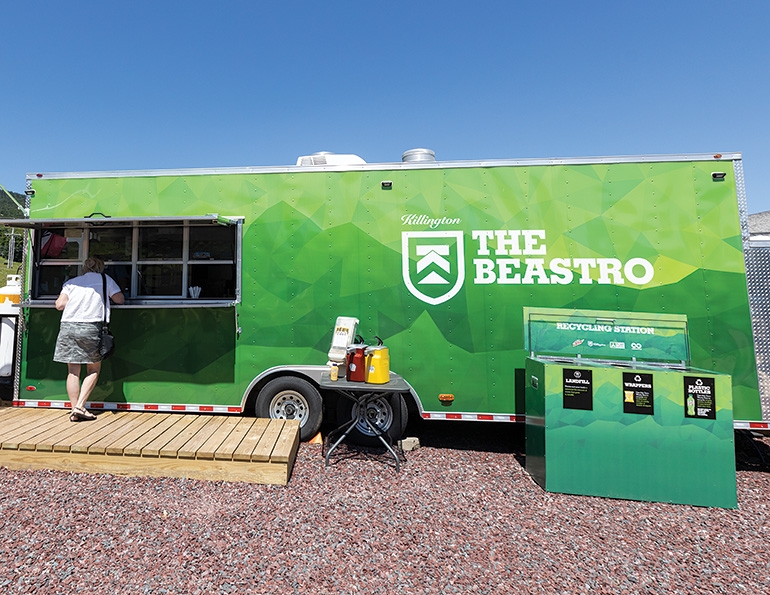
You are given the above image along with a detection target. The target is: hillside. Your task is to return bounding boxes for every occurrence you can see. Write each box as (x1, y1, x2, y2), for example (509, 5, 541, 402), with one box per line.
(0, 188, 25, 219)
(0, 187, 26, 270)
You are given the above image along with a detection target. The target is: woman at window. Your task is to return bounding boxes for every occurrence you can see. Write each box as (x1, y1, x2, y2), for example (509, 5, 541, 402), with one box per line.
(53, 256, 124, 421)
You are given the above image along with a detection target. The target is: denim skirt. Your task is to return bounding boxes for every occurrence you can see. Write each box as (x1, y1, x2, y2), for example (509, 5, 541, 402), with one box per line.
(53, 322, 103, 364)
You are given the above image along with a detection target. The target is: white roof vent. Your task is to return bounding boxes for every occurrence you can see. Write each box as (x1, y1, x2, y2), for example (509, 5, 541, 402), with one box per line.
(402, 148, 436, 163)
(296, 152, 366, 166)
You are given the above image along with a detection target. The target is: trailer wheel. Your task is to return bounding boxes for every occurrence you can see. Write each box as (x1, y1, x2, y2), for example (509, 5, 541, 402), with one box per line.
(255, 377, 323, 442)
(336, 392, 408, 447)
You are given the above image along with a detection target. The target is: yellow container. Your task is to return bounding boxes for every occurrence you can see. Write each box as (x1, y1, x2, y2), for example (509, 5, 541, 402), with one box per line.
(365, 345, 390, 384)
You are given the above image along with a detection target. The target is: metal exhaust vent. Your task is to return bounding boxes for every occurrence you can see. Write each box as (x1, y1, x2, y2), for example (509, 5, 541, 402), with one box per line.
(401, 148, 436, 163)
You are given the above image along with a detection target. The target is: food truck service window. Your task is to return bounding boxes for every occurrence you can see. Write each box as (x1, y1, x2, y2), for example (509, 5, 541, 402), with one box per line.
(19, 216, 242, 306)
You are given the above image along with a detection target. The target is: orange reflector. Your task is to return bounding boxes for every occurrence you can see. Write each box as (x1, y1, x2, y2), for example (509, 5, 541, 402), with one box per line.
(438, 393, 454, 402)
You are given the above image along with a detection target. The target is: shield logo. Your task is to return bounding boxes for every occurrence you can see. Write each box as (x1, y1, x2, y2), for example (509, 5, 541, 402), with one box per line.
(402, 231, 465, 305)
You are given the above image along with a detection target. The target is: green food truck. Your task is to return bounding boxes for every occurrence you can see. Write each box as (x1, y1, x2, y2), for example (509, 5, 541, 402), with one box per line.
(3, 149, 767, 454)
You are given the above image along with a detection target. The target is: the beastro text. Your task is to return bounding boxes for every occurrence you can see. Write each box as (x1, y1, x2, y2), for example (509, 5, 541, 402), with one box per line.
(471, 229, 654, 286)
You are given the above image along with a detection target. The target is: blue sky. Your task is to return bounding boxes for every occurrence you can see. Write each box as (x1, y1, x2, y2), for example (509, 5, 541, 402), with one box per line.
(2, 1, 769, 212)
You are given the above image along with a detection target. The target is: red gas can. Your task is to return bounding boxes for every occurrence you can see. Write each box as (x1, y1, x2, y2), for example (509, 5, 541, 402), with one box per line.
(346, 343, 367, 382)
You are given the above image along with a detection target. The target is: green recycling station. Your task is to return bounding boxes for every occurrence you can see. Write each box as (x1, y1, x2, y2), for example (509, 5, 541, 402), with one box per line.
(524, 307, 737, 508)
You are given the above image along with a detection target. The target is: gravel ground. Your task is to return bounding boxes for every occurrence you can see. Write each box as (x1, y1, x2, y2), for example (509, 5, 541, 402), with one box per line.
(1, 421, 769, 595)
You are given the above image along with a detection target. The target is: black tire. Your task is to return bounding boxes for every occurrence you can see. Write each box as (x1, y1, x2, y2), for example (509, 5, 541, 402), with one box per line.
(335, 392, 408, 447)
(255, 377, 323, 442)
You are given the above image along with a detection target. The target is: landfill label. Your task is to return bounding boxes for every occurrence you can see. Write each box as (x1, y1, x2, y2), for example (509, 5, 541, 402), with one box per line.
(563, 368, 593, 410)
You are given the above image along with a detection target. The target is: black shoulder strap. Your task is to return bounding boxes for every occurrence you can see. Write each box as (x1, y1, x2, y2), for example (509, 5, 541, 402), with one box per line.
(101, 273, 108, 325)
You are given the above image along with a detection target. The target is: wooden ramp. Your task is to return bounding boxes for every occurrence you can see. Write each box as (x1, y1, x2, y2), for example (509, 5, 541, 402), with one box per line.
(0, 407, 300, 485)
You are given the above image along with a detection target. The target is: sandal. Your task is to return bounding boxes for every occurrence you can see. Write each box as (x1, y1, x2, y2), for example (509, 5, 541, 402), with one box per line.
(69, 410, 79, 422)
(73, 407, 97, 421)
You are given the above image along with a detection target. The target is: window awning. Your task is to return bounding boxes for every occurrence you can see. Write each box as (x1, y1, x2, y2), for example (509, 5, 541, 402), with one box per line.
(1, 214, 243, 229)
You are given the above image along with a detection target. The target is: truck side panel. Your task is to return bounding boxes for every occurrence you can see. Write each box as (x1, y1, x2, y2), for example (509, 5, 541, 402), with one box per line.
(19, 157, 761, 421)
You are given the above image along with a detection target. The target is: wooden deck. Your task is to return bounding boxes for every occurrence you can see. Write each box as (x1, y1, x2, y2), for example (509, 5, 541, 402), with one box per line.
(0, 407, 300, 485)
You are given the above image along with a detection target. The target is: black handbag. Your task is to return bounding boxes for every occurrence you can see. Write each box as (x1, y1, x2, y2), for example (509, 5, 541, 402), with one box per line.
(99, 273, 115, 358)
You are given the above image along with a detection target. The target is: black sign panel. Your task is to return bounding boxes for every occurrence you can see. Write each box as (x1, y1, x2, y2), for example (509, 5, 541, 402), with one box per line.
(684, 376, 716, 420)
(622, 372, 654, 415)
(563, 368, 593, 410)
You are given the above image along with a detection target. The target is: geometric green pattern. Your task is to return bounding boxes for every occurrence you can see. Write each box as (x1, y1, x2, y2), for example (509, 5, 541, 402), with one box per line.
(21, 156, 760, 421)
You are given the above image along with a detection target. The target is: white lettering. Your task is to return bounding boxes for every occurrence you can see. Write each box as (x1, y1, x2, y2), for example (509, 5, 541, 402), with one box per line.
(494, 230, 522, 256)
(549, 258, 573, 284)
(522, 230, 547, 255)
(472, 229, 547, 256)
(402, 214, 463, 228)
(555, 323, 614, 332)
(624, 258, 655, 285)
(522, 259, 550, 284)
(472, 230, 494, 256)
(471, 255, 655, 287)
(614, 326, 655, 335)
(688, 385, 712, 393)
(597, 258, 624, 284)
(473, 259, 496, 284)
(456, 229, 656, 288)
(573, 258, 597, 284)
(497, 258, 521, 284)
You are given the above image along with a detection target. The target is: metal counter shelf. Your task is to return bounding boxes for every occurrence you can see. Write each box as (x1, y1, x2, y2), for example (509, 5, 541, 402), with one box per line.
(319, 373, 408, 472)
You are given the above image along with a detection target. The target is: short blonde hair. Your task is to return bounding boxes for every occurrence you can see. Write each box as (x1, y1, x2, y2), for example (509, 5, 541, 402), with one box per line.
(83, 256, 105, 274)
